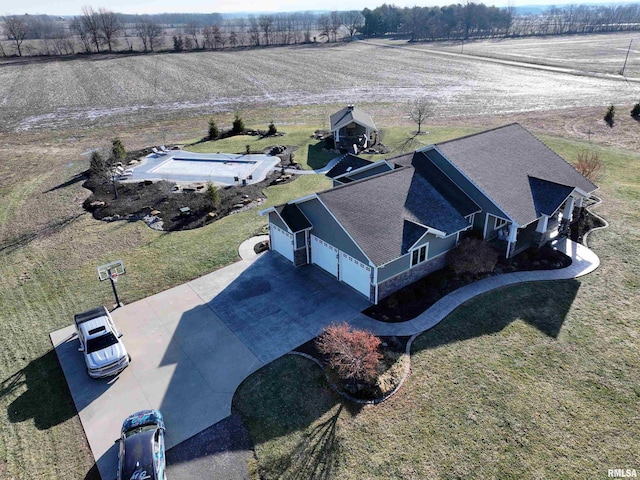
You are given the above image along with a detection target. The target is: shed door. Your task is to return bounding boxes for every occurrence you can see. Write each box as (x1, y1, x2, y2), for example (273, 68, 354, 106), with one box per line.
(270, 224, 294, 262)
(339, 252, 371, 297)
(311, 235, 338, 277)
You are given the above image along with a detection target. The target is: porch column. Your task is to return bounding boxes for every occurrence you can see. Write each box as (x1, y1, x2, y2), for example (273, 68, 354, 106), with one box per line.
(334, 129, 340, 143)
(536, 215, 549, 233)
(576, 196, 583, 208)
(505, 223, 518, 258)
(563, 197, 575, 222)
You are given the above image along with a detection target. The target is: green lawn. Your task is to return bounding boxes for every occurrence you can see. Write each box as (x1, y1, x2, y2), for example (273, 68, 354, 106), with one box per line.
(1, 115, 637, 479)
(232, 135, 640, 478)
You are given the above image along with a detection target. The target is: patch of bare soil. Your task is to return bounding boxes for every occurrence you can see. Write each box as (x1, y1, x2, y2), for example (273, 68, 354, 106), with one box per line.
(82, 171, 295, 232)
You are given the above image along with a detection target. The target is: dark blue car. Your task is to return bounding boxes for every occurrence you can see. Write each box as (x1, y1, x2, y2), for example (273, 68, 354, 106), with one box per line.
(117, 409, 166, 480)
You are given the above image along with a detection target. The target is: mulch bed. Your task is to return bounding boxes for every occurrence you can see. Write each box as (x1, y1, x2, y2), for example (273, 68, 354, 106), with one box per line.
(294, 335, 411, 401)
(82, 169, 296, 232)
(364, 243, 572, 323)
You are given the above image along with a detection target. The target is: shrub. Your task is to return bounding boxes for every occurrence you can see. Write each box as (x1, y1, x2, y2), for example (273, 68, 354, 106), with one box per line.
(204, 182, 220, 209)
(173, 35, 183, 52)
(208, 118, 219, 140)
(268, 122, 277, 136)
(631, 103, 640, 118)
(448, 238, 498, 278)
(232, 113, 245, 134)
(575, 149, 604, 182)
(111, 138, 126, 162)
(316, 323, 382, 384)
(604, 105, 615, 127)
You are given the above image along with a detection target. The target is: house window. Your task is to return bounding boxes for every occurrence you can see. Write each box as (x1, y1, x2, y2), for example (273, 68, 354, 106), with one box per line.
(411, 245, 427, 267)
(494, 217, 507, 230)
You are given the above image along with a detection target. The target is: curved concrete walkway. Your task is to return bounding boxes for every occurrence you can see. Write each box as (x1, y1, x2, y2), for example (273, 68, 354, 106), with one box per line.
(274, 155, 343, 175)
(350, 238, 600, 336)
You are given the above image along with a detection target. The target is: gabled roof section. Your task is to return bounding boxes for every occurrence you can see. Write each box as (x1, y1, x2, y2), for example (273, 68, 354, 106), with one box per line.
(325, 154, 373, 179)
(317, 166, 471, 266)
(435, 123, 598, 225)
(402, 221, 428, 254)
(330, 105, 377, 132)
(389, 151, 480, 217)
(529, 177, 574, 217)
(275, 203, 312, 232)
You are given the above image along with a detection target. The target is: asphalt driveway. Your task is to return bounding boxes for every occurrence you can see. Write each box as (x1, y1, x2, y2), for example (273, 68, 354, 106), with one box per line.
(51, 250, 368, 480)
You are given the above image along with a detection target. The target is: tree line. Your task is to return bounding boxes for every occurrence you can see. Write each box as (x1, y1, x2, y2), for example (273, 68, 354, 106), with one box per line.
(0, 8, 364, 57)
(3, 3, 640, 57)
(362, 2, 640, 41)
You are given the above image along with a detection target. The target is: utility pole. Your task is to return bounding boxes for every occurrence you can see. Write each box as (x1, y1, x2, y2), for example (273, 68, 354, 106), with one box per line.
(621, 39, 633, 76)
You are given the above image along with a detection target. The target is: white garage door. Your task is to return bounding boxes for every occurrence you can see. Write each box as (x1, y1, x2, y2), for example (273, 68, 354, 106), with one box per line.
(311, 235, 338, 277)
(270, 224, 294, 262)
(339, 252, 371, 297)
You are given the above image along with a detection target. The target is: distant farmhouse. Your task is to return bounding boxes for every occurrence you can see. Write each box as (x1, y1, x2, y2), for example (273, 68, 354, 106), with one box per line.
(330, 105, 377, 152)
(261, 124, 597, 304)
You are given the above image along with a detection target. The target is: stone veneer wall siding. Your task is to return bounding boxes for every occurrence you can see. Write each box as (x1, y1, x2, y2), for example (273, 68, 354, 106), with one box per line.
(377, 254, 448, 302)
(293, 247, 308, 267)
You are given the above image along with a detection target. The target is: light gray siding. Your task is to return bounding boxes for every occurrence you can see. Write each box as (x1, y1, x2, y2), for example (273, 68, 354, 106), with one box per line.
(297, 198, 369, 264)
(428, 234, 457, 258)
(377, 255, 411, 283)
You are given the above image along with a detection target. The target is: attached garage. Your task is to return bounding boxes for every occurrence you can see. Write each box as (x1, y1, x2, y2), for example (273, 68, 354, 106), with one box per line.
(270, 224, 294, 261)
(339, 252, 371, 297)
(311, 234, 339, 277)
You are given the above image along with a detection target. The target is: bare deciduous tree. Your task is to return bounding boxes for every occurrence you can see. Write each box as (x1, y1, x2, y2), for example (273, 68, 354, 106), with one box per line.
(184, 20, 200, 49)
(259, 14, 274, 46)
(575, 150, 604, 182)
(3, 15, 28, 56)
(70, 17, 92, 53)
(80, 6, 102, 53)
(409, 96, 433, 134)
(342, 11, 364, 37)
(97, 8, 121, 53)
(135, 17, 163, 52)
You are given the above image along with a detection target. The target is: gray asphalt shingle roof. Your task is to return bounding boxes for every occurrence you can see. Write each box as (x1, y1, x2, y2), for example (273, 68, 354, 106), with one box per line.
(435, 123, 597, 226)
(330, 106, 377, 132)
(325, 154, 373, 179)
(528, 177, 575, 217)
(275, 204, 311, 232)
(318, 166, 471, 266)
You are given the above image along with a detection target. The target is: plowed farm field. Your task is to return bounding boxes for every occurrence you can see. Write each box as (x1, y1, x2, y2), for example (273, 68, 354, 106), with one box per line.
(1, 36, 638, 132)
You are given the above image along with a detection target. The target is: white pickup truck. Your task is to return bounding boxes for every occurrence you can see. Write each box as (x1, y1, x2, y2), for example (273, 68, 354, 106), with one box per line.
(74, 306, 130, 378)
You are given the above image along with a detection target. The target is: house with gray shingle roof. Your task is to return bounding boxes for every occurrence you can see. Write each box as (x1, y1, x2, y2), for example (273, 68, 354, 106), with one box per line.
(330, 105, 377, 151)
(260, 123, 597, 303)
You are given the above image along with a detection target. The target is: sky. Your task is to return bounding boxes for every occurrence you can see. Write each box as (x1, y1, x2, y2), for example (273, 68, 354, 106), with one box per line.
(3, 0, 639, 16)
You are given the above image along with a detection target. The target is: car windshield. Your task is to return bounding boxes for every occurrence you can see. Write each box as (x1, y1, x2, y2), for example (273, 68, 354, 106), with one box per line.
(124, 424, 156, 439)
(86, 332, 118, 354)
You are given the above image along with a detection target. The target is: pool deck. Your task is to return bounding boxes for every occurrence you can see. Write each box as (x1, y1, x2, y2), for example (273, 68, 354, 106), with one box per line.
(122, 150, 280, 186)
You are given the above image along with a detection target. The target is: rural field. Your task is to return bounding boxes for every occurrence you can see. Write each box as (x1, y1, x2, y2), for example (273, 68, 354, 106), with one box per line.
(1, 34, 640, 133)
(375, 31, 640, 78)
(0, 32, 639, 479)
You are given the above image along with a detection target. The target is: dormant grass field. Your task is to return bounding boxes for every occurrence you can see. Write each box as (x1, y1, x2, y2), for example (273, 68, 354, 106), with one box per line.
(0, 33, 639, 479)
(1, 33, 639, 134)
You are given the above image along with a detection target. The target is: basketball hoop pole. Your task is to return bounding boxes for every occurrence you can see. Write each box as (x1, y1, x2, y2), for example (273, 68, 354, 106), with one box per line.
(108, 269, 122, 308)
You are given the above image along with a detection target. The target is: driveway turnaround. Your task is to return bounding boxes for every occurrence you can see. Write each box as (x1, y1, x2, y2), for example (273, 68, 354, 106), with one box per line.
(50, 237, 598, 479)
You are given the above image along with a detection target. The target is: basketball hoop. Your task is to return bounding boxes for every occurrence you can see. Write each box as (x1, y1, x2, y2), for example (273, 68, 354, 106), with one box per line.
(110, 272, 119, 283)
